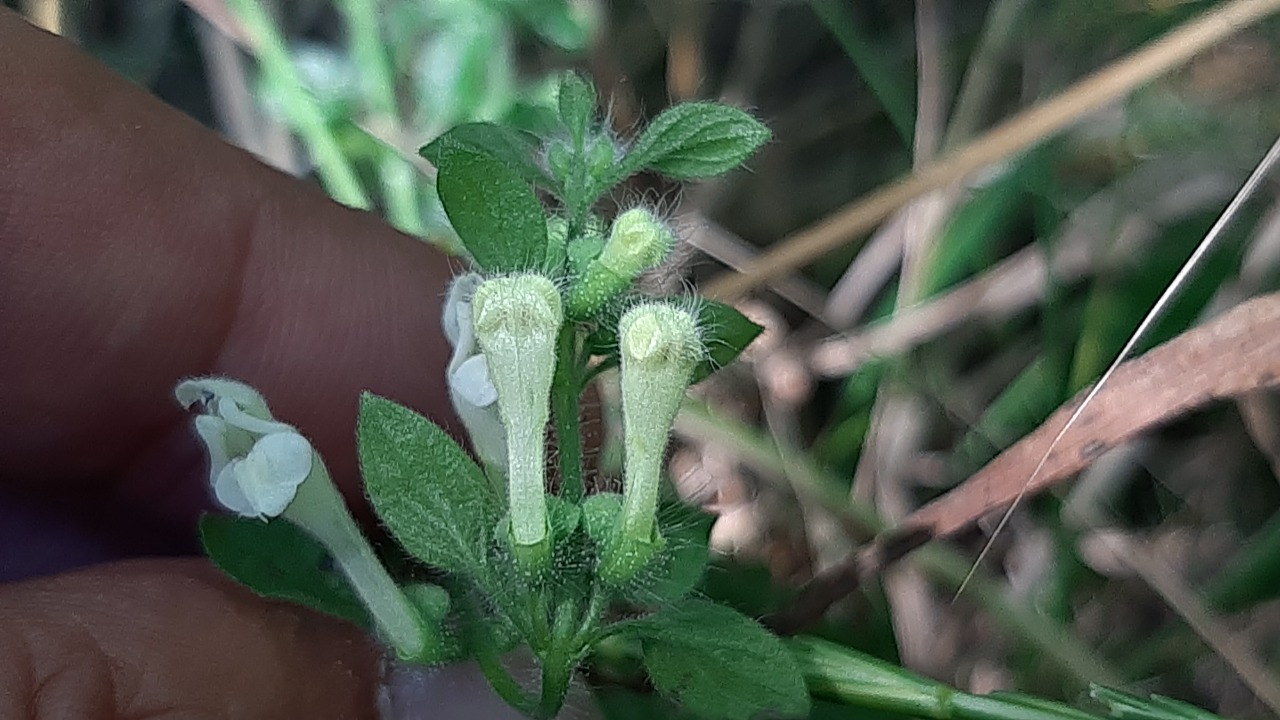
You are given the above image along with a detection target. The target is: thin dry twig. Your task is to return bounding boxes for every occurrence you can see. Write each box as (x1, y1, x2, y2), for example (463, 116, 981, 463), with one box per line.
(680, 217, 830, 321)
(703, 0, 1280, 302)
(810, 160, 1241, 377)
(942, 0, 1031, 148)
(850, 0, 952, 674)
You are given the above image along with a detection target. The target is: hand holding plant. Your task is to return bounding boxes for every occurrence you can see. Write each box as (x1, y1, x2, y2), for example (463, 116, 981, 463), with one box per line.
(184, 73, 812, 720)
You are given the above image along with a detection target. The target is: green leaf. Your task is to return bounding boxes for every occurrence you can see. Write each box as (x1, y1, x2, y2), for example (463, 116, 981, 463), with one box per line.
(422, 122, 555, 192)
(642, 508, 713, 605)
(623, 103, 770, 180)
(200, 514, 369, 627)
(431, 144, 549, 273)
(547, 493, 583, 541)
(567, 226, 606, 276)
(626, 599, 810, 720)
(558, 71, 597, 146)
(358, 393, 498, 577)
(693, 301, 764, 383)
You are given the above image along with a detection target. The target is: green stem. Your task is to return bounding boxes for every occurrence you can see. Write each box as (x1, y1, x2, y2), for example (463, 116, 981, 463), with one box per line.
(378, 153, 425, 236)
(535, 653, 574, 720)
(552, 325, 585, 502)
(475, 643, 539, 717)
(571, 585, 608, 647)
(225, 0, 370, 209)
(793, 636, 1101, 720)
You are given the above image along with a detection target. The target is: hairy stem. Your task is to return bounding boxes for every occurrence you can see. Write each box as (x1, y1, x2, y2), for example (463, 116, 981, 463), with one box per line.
(552, 326, 585, 502)
(535, 653, 574, 720)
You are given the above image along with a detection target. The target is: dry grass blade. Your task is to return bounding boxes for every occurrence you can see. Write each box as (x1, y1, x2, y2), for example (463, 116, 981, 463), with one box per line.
(897, 289, 1280, 541)
(702, 0, 1280, 302)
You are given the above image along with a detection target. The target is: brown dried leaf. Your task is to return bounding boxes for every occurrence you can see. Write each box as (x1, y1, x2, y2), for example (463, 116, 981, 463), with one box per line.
(900, 291, 1280, 540)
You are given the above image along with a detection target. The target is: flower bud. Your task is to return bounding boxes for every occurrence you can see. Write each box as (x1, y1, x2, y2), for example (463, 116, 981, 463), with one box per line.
(471, 274, 563, 568)
(565, 208, 673, 320)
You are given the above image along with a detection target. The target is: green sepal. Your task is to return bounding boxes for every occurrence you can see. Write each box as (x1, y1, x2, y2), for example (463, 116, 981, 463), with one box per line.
(545, 216, 570, 273)
(565, 209, 674, 321)
(200, 514, 370, 627)
(401, 583, 465, 662)
(547, 493, 583, 541)
(644, 507, 714, 605)
(567, 227, 607, 277)
(358, 393, 498, 578)
(403, 582, 451, 623)
(600, 528, 666, 588)
(582, 492, 623, 545)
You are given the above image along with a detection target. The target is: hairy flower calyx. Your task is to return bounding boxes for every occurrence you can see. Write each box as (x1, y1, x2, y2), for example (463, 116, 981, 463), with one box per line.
(471, 274, 563, 569)
(565, 208, 674, 320)
(601, 303, 703, 585)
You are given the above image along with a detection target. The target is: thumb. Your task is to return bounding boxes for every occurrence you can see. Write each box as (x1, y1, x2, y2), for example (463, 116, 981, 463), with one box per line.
(0, 559, 541, 719)
(0, 559, 379, 719)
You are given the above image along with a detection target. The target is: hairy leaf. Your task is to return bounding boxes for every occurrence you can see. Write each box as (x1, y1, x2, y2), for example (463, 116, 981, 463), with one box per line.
(200, 514, 369, 626)
(431, 143, 548, 272)
(626, 599, 810, 720)
(422, 122, 554, 191)
(624, 103, 770, 180)
(558, 71, 597, 146)
(358, 393, 497, 577)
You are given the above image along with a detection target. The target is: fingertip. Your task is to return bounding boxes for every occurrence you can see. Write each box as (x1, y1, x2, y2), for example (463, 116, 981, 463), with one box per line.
(0, 9, 457, 523)
(0, 559, 381, 719)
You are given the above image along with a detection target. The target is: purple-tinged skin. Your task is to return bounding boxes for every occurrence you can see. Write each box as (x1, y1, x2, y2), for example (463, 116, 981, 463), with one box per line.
(0, 9, 532, 718)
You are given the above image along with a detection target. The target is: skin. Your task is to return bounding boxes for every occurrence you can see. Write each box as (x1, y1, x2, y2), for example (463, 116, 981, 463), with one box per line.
(0, 9, 463, 718)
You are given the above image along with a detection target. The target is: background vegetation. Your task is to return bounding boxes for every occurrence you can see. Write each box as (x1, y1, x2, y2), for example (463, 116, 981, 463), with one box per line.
(13, 0, 1280, 717)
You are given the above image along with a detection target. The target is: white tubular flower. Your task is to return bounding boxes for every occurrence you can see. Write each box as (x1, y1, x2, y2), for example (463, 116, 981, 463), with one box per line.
(176, 378, 312, 519)
(471, 273, 562, 568)
(176, 377, 440, 662)
(442, 274, 508, 471)
(600, 302, 702, 586)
